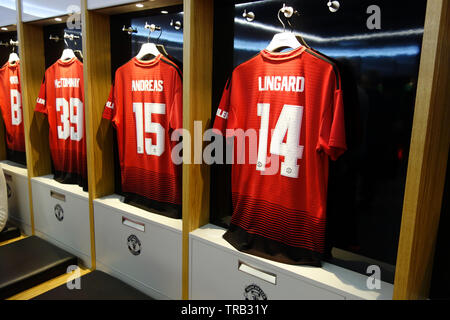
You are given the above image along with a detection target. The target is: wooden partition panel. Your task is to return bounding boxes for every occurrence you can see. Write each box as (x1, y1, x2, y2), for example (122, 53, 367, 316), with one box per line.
(81, 0, 114, 269)
(16, 23, 50, 178)
(394, 0, 450, 300)
(81, 4, 114, 200)
(17, 0, 51, 235)
(182, 0, 214, 299)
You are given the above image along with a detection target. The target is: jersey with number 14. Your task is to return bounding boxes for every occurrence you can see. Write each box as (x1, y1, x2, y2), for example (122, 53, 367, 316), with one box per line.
(102, 55, 183, 218)
(0, 61, 25, 153)
(213, 47, 347, 266)
(35, 58, 87, 188)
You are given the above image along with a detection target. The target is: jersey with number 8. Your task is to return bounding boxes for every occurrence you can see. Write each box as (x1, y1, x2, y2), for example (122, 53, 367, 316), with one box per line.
(35, 58, 87, 188)
(213, 47, 347, 266)
(0, 61, 25, 153)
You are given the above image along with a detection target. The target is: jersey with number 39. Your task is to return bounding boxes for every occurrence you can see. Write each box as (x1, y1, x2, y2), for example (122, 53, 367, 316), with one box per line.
(213, 47, 347, 266)
(0, 61, 25, 153)
(102, 55, 183, 218)
(35, 58, 87, 188)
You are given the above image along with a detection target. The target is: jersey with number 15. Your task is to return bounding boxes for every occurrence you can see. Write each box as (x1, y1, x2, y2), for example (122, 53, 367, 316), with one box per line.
(35, 58, 87, 187)
(0, 61, 25, 153)
(103, 55, 183, 218)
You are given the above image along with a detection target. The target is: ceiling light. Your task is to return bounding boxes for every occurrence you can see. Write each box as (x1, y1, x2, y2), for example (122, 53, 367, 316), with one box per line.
(55, 17, 62, 22)
(161, 10, 169, 14)
(1, 27, 8, 31)
(136, 3, 144, 8)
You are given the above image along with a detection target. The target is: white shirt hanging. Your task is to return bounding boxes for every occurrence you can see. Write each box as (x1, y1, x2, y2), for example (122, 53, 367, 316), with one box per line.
(136, 42, 161, 61)
(60, 48, 76, 61)
(266, 32, 302, 52)
(8, 52, 20, 64)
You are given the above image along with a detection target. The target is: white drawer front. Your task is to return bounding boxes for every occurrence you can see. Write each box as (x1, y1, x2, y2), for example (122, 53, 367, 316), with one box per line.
(4, 170, 31, 234)
(190, 239, 345, 300)
(94, 201, 182, 300)
(31, 179, 91, 265)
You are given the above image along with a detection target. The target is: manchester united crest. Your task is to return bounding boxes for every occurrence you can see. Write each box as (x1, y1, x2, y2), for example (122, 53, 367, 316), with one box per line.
(244, 284, 268, 300)
(54, 204, 64, 221)
(127, 234, 142, 256)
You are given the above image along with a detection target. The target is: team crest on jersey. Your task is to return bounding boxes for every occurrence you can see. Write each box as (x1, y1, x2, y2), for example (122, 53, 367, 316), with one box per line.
(127, 235, 142, 256)
(6, 183, 12, 199)
(54, 204, 64, 222)
(244, 284, 268, 300)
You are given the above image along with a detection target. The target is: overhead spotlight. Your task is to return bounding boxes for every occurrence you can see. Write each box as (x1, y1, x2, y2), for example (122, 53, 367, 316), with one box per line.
(136, 3, 144, 8)
(161, 10, 169, 14)
(327, 0, 340, 12)
(55, 17, 62, 22)
(1, 27, 8, 31)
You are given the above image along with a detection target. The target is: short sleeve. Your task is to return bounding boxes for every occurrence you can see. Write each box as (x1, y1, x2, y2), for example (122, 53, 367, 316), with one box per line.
(35, 75, 47, 114)
(0, 73, 6, 113)
(317, 84, 347, 161)
(212, 78, 237, 138)
(102, 85, 116, 122)
(169, 74, 183, 130)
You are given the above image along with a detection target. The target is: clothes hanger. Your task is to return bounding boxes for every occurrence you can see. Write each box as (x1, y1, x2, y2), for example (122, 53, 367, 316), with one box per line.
(153, 25, 168, 56)
(266, 4, 310, 52)
(72, 35, 83, 62)
(136, 22, 161, 61)
(8, 40, 19, 65)
(60, 34, 76, 61)
(74, 50, 83, 62)
(156, 44, 168, 56)
(286, 17, 310, 49)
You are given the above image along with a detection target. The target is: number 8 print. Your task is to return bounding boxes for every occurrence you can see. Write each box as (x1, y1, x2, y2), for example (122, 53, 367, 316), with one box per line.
(10, 89, 22, 126)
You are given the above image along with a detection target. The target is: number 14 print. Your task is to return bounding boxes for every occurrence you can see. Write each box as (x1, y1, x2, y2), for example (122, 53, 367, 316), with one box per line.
(257, 103, 304, 179)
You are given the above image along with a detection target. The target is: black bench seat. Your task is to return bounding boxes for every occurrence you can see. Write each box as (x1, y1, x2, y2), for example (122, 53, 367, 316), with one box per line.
(33, 270, 152, 300)
(0, 236, 77, 299)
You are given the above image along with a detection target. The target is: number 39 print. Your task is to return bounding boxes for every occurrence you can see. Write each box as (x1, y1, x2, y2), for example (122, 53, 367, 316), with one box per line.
(56, 97, 83, 141)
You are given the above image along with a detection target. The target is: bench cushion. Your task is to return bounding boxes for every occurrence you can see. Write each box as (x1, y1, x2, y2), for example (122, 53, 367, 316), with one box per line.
(34, 270, 152, 300)
(0, 236, 78, 299)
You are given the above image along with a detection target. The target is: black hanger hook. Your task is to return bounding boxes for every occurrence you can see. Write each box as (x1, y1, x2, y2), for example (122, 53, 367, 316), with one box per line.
(156, 27, 162, 43)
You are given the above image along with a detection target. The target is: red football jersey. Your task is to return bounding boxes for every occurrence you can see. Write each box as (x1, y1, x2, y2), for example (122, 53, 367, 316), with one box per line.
(103, 55, 183, 218)
(213, 47, 347, 266)
(0, 61, 25, 153)
(35, 58, 87, 188)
